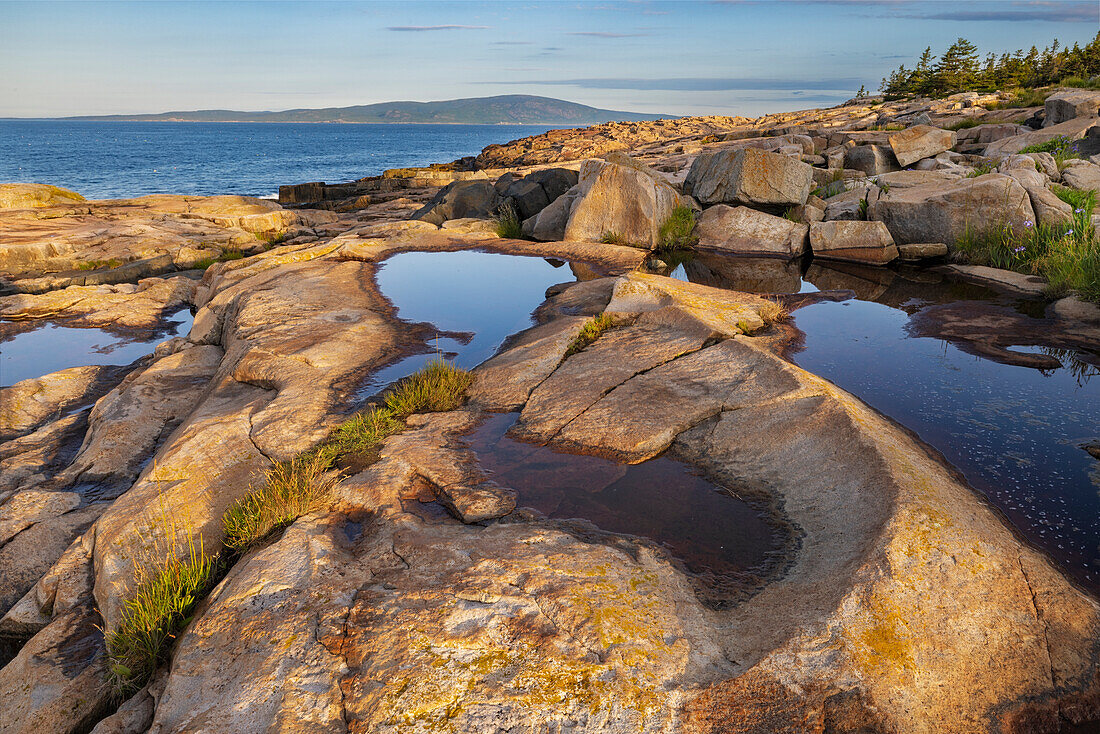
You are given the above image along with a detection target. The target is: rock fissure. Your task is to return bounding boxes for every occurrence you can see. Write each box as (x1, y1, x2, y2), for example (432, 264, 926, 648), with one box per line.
(1017, 552, 1057, 691)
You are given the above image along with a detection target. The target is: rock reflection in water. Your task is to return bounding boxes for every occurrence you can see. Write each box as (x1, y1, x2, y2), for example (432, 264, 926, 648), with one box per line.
(468, 412, 785, 604)
(0, 308, 194, 387)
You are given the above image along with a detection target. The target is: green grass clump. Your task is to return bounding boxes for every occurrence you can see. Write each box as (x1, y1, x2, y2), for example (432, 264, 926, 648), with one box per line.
(492, 203, 524, 239)
(106, 535, 217, 697)
(599, 231, 630, 246)
(966, 160, 996, 178)
(988, 88, 1050, 110)
(945, 118, 983, 131)
(381, 359, 474, 417)
(193, 248, 245, 270)
(222, 455, 342, 552)
(76, 258, 122, 271)
(868, 123, 905, 131)
(565, 313, 614, 357)
(253, 230, 288, 245)
(953, 199, 1100, 301)
(1018, 135, 1081, 166)
(1060, 76, 1100, 90)
(658, 205, 698, 250)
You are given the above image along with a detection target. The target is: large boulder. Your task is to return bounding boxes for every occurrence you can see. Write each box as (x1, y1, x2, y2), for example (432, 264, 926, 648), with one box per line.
(0, 183, 85, 210)
(1060, 159, 1100, 192)
(522, 185, 581, 241)
(809, 220, 899, 265)
(888, 125, 957, 167)
(695, 205, 809, 258)
(412, 180, 500, 225)
(498, 168, 578, 221)
(684, 147, 813, 207)
(983, 116, 1095, 157)
(844, 145, 900, 176)
(1044, 89, 1100, 127)
(870, 173, 1036, 246)
(561, 156, 683, 248)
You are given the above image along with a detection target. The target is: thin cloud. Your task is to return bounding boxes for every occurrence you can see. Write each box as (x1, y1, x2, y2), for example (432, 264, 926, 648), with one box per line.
(566, 32, 650, 37)
(906, 7, 1098, 22)
(491, 41, 535, 45)
(386, 25, 492, 32)
(490, 76, 860, 91)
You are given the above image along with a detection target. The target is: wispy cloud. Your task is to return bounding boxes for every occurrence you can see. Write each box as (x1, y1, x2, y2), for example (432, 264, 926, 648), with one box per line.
(487, 76, 860, 91)
(491, 41, 534, 45)
(566, 31, 650, 38)
(386, 25, 491, 32)
(711, 0, 1096, 22)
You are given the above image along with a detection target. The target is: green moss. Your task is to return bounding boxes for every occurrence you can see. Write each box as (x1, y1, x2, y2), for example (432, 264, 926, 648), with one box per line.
(75, 258, 122, 271)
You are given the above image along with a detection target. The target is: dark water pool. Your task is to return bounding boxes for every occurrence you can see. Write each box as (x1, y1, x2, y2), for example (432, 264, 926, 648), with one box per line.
(674, 253, 1100, 594)
(362, 250, 574, 393)
(0, 308, 194, 387)
(469, 413, 785, 604)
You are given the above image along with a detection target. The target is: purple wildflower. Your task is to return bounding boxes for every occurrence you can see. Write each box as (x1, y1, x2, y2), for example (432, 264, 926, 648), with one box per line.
(1024, 220, 1034, 228)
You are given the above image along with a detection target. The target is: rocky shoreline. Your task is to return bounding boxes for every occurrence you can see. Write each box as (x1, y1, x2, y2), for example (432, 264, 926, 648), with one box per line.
(1, 90, 1099, 733)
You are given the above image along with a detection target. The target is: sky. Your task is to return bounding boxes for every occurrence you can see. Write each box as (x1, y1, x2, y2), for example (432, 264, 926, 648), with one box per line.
(1, 0, 1098, 118)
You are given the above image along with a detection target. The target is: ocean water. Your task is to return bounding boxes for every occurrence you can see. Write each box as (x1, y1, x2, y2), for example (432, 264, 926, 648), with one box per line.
(0, 120, 554, 200)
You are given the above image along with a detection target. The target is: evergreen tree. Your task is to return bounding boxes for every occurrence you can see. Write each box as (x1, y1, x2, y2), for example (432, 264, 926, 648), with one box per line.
(932, 38, 980, 94)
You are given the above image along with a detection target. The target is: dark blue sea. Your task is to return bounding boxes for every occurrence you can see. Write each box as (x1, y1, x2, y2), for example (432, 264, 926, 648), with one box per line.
(0, 121, 554, 200)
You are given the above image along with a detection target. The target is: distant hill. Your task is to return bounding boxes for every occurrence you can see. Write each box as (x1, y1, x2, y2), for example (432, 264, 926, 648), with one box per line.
(61, 95, 671, 125)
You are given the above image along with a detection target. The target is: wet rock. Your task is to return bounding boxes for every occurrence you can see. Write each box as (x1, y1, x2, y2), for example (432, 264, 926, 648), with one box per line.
(939, 264, 1049, 297)
(888, 125, 957, 166)
(0, 183, 85, 210)
(844, 144, 899, 176)
(695, 205, 809, 258)
(1044, 89, 1100, 127)
(896, 242, 949, 261)
(870, 174, 1035, 246)
(0, 365, 128, 442)
(562, 155, 683, 248)
(685, 147, 814, 207)
(0, 602, 110, 733)
(411, 180, 501, 225)
(809, 220, 898, 265)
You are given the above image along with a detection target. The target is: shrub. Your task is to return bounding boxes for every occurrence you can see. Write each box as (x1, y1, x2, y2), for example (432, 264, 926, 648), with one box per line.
(492, 203, 523, 239)
(222, 455, 342, 552)
(565, 313, 614, 357)
(1060, 76, 1100, 90)
(106, 534, 217, 697)
(658, 205, 698, 250)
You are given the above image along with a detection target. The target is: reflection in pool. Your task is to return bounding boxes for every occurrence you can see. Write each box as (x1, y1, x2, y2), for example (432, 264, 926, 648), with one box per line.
(0, 308, 195, 387)
(468, 412, 785, 605)
(363, 250, 574, 393)
(674, 252, 1100, 593)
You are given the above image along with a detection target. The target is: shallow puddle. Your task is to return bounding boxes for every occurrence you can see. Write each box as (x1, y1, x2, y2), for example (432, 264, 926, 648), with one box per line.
(362, 250, 574, 393)
(0, 308, 194, 387)
(674, 252, 1100, 594)
(468, 413, 786, 604)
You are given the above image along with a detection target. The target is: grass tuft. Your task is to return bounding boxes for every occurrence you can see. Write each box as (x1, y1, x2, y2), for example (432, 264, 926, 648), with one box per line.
(657, 205, 698, 250)
(106, 534, 217, 697)
(382, 359, 474, 417)
(988, 88, 1050, 110)
(1018, 135, 1081, 167)
(599, 231, 630, 246)
(193, 248, 245, 270)
(966, 160, 996, 178)
(253, 230, 288, 245)
(758, 298, 790, 324)
(565, 313, 614, 357)
(492, 203, 524, 239)
(222, 455, 342, 553)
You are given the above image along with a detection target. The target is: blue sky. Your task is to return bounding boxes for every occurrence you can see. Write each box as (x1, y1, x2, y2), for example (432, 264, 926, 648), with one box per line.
(2, 0, 1098, 118)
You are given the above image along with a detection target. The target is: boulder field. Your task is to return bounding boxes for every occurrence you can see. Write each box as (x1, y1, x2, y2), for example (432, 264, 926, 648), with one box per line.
(1, 89, 1099, 733)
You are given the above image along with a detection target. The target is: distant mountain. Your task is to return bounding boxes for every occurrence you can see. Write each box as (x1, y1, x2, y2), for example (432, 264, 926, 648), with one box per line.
(61, 95, 671, 125)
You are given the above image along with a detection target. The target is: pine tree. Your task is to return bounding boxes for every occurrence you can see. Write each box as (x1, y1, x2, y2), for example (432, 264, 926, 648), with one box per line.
(910, 47, 936, 96)
(932, 38, 980, 94)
